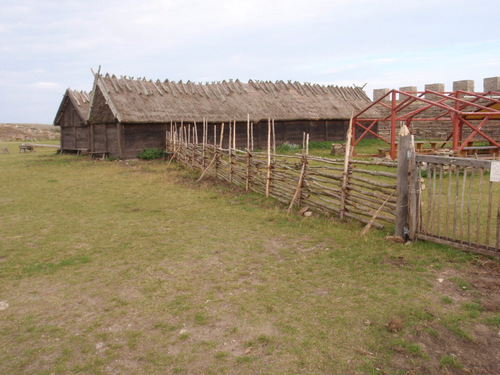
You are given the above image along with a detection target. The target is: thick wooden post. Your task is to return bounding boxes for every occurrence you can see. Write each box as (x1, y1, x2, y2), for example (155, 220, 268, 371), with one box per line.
(395, 124, 411, 239)
(408, 136, 418, 240)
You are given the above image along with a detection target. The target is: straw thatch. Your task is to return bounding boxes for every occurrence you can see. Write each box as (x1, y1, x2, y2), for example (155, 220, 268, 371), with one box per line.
(54, 89, 91, 126)
(88, 73, 373, 124)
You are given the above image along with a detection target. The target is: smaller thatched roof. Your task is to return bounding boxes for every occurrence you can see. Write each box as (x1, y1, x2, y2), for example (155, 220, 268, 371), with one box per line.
(54, 89, 91, 125)
(89, 73, 374, 124)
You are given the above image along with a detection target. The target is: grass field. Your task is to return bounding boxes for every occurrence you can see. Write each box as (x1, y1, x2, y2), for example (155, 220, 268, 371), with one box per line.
(1, 142, 499, 374)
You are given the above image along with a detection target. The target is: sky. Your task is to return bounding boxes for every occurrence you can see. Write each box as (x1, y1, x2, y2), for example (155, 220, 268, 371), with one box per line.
(1, 0, 499, 124)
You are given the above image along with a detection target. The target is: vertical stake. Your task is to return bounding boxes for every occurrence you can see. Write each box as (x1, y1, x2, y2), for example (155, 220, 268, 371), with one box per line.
(229, 120, 233, 184)
(251, 122, 254, 152)
(266, 118, 271, 198)
(395, 124, 411, 239)
(247, 114, 250, 152)
(340, 113, 354, 220)
(272, 119, 276, 160)
(408, 135, 418, 240)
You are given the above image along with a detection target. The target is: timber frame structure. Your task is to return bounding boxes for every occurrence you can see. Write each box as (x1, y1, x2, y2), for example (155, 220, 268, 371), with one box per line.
(352, 89, 500, 159)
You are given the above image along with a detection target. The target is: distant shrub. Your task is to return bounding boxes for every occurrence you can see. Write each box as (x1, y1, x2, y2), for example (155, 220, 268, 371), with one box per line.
(277, 142, 300, 152)
(138, 148, 163, 160)
(308, 141, 334, 149)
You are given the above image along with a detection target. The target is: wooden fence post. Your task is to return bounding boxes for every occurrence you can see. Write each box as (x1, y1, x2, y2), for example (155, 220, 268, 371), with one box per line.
(229, 120, 233, 184)
(202, 119, 206, 169)
(408, 136, 418, 240)
(266, 119, 272, 198)
(246, 116, 251, 191)
(395, 124, 411, 239)
(340, 115, 353, 220)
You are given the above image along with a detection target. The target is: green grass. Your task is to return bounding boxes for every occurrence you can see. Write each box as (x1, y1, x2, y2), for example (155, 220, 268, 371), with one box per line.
(450, 277, 472, 290)
(440, 354, 463, 369)
(441, 296, 454, 304)
(274, 138, 386, 158)
(0, 141, 499, 374)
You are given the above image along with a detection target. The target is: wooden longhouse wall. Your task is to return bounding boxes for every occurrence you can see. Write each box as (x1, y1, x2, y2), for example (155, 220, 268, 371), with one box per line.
(123, 124, 167, 159)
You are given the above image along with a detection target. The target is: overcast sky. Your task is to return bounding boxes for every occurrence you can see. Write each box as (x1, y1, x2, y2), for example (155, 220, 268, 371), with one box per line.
(1, 0, 499, 124)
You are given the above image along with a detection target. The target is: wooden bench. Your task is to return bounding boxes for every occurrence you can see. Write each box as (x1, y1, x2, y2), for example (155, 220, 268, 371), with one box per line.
(377, 148, 390, 157)
(458, 146, 500, 157)
(19, 144, 34, 153)
(60, 148, 89, 156)
(90, 152, 110, 160)
(413, 141, 453, 154)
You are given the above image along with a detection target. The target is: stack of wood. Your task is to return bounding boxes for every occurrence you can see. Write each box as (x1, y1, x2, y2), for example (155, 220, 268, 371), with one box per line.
(330, 143, 345, 155)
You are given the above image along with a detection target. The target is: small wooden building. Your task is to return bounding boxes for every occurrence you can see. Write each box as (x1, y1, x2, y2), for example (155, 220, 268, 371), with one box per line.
(87, 73, 377, 159)
(53, 89, 91, 154)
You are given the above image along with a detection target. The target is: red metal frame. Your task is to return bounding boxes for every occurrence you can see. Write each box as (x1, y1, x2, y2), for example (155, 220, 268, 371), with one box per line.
(352, 89, 500, 159)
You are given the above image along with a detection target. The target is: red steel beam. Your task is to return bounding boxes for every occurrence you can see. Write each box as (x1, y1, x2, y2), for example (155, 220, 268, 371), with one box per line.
(352, 88, 500, 159)
(459, 116, 500, 150)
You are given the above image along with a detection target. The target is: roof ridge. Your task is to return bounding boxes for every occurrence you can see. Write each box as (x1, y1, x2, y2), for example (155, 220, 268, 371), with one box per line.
(86, 73, 374, 123)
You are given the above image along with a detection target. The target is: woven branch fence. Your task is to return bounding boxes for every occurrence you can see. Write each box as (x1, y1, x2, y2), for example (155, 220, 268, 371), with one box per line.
(166, 120, 398, 229)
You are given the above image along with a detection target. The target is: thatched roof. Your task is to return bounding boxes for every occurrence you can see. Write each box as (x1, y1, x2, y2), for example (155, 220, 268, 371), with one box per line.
(54, 89, 91, 125)
(89, 73, 374, 124)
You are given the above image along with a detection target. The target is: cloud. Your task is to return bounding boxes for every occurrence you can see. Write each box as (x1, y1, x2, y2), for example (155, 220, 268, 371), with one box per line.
(32, 81, 62, 90)
(1, 0, 500, 122)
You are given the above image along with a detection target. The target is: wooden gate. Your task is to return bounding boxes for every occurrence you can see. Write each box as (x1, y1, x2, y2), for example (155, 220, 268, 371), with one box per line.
(408, 154, 500, 257)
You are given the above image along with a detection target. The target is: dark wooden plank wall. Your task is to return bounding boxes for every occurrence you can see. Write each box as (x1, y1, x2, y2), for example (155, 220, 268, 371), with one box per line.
(90, 122, 167, 159)
(59, 100, 90, 151)
(92, 124, 107, 153)
(106, 125, 120, 157)
(123, 124, 167, 159)
(61, 129, 75, 150)
(88, 119, 378, 159)
(75, 128, 89, 149)
(188, 119, 377, 149)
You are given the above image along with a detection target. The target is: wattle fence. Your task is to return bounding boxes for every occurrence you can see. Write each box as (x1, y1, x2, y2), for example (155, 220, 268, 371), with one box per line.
(166, 121, 397, 230)
(165, 121, 500, 258)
